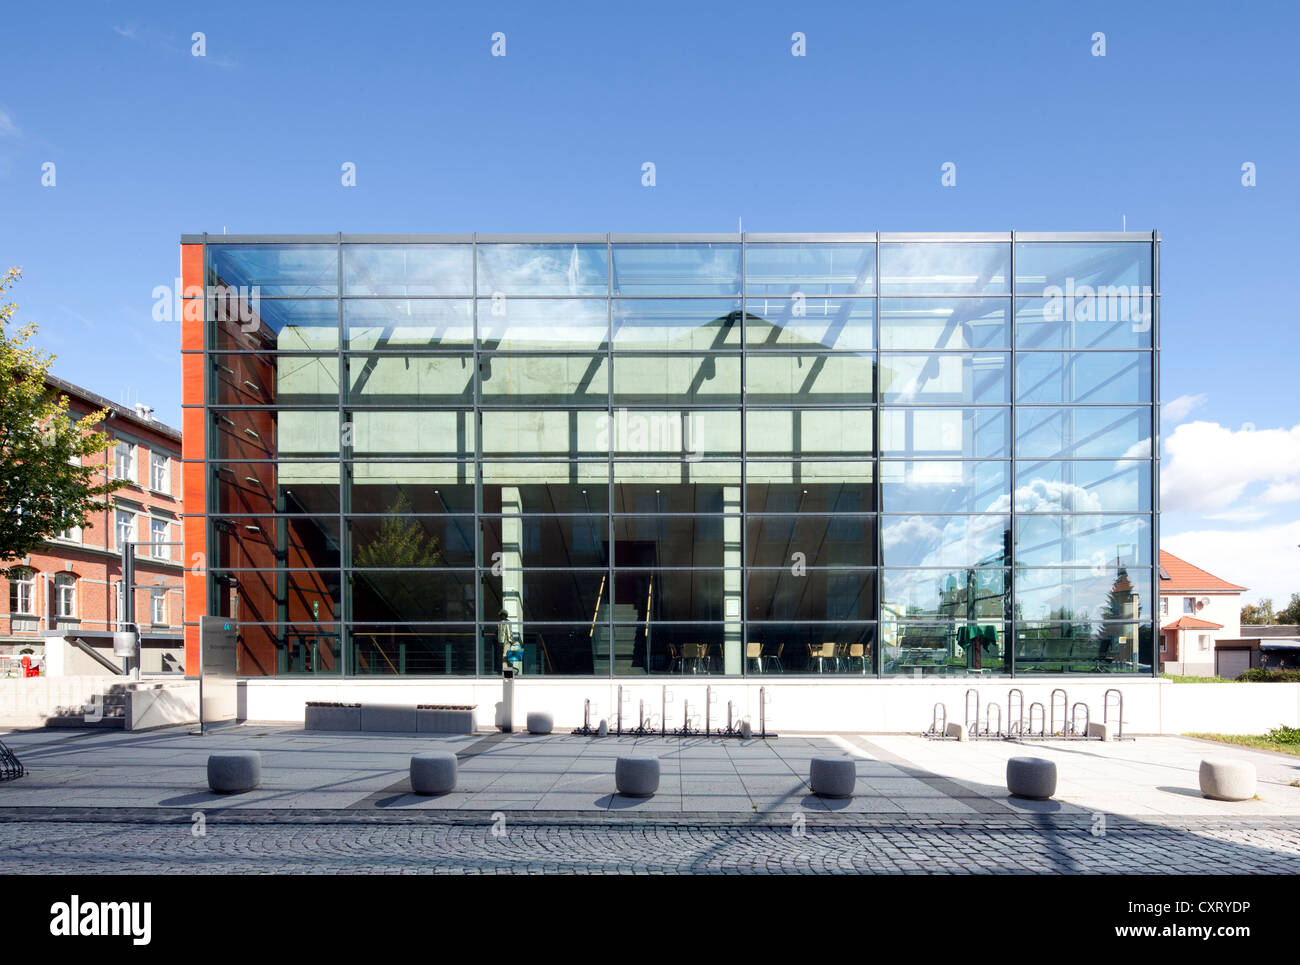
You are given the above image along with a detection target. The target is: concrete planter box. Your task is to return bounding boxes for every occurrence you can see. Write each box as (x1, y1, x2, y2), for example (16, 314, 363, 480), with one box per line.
(304, 703, 361, 732)
(361, 704, 419, 733)
(417, 706, 476, 734)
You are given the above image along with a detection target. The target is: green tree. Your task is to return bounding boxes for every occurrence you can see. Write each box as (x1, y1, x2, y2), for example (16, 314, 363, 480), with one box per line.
(1275, 592, 1300, 625)
(353, 493, 443, 567)
(0, 268, 124, 565)
(1241, 598, 1276, 625)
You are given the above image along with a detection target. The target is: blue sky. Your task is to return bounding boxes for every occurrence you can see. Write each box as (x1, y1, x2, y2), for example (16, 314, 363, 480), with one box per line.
(1, 0, 1297, 600)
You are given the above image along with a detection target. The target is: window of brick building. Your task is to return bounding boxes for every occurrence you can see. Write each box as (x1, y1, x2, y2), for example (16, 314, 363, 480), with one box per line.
(150, 517, 170, 560)
(114, 441, 137, 483)
(150, 451, 170, 493)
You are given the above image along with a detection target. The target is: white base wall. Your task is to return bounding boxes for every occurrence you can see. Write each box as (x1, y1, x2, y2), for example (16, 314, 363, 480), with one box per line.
(226, 677, 1289, 736)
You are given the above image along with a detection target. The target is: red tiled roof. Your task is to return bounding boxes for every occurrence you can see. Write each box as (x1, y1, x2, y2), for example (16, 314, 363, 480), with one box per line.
(1159, 550, 1248, 594)
(1161, 615, 1224, 631)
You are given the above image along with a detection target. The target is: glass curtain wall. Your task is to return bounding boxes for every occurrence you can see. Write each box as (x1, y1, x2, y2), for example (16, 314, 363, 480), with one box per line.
(200, 234, 1155, 677)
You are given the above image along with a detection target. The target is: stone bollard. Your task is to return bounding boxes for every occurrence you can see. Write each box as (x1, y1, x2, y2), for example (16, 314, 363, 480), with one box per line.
(1198, 759, 1256, 802)
(615, 757, 660, 797)
(1006, 757, 1057, 800)
(207, 751, 262, 794)
(410, 752, 458, 795)
(809, 757, 856, 798)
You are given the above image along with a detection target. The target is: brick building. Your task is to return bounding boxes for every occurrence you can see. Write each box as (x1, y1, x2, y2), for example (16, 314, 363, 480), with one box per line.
(0, 374, 184, 675)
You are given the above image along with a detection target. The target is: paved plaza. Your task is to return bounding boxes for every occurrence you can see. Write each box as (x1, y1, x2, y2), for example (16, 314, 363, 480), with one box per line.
(2, 725, 1299, 873)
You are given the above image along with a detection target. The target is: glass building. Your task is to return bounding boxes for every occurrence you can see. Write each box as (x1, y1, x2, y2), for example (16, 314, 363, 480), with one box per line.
(180, 232, 1158, 679)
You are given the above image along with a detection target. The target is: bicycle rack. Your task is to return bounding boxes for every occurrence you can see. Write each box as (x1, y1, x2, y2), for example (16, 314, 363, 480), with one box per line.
(757, 687, 777, 738)
(1070, 702, 1090, 738)
(925, 702, 949, 737)
(615, 685, 625, 736)
(1028, 702, 1046, 737)
(1104, 688, 1130, 740)
(627, 698, 657, 737)
(705, 686, 717, 737)
(717, 699, 744, 737)
(984, 702, 1002, 738)
(964, 689, 980, 736)
(570, 698, 600, 736)
(0, 739, 22, 782)
(672, 699, 700, 737)
(1007, 688, 1025, 737)
(661, 686, 671, 737)
(1049, 689, 1068, 737)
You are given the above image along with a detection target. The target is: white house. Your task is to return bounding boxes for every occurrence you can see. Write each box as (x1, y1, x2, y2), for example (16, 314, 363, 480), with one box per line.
(1159, 550, 1247, 677)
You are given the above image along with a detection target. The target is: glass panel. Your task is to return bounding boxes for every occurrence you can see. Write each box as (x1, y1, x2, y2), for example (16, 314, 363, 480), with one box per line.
(208, 245, 337, 296)
(476, 244, 608, 295)
(1014, 242, 1152, 294)
(611, 299, 741, 351)
(882, 568, 1007, 621)
(744, 624, 875, 675)
(744, 243, 876, 295)
(479, 568, 609, 623)
(213, 569, 341, 625)
(213, 354, 337, 406)
(744, 409, 874, 457)
(483, 467, 609, 513)
(879, 353, 1009, 404)
(350, 462, 475, 513)
(481, 516, 609, 567)
(879, 242, 1009, 295)
(880, 514, 1010, 567)
(476, 298, 608, 351)
(1014, 514, 1151, 567)
(481, 622, 607, 676)
(880, 460, 1010, 513)
(880, 407, 1010, 458)
(480, 410, 610, 457)
(1015, 406, 1151, 459)
(743, 296, 874, 351)
(611, 244, 741, 295)
(745, 353, 874, 404)
(613, 623, 733, 675)
(212, 516, 340, 570)
(213, 409, 339, 460)
(1016, 352, 1151, 404)
(879, 298, 1009, 350)
(215, 462, 341, 515)
(1014, 621, 1150, 674)
(614, 464, 741, 513)
(351, 410, 474, 458)
(882, 622, 1006, 675)
(613, 516, 737, 568)
(346, 354, 474, 404)
(747, 569, 877, 620)
(350, 516, 476, 566)
(1016, 567, 1151, 623)
(745, 461, 876, 512)
(229, 624, 343, 676)
(613, 568, 735, 622)
(344, 299, 473, 350)
(343, 244, 472, 296)
(352, 569, 476, 622)
(212, 298, 339, 352)
(351, 625, 476, 675)
(1015, 460, 1151, 513)
(612, 354, 741, 404)
(745, 516, 875, 566)
(1015, 297, 1152, 349)
(480, 354, 609, 405)
(603, 411, 742, 458)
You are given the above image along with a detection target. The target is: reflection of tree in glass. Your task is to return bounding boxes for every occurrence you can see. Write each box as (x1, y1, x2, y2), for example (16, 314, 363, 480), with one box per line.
(354, 494, 445, 620)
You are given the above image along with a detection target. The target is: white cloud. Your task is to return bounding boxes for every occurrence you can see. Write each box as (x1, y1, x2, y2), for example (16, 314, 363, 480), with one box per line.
(0, 108, 18, 139)
(1260, 482, 1300, 505)
(1163, 520, 1300, 604)
(1162, 393, 1208, 425)
(1161, 420, 1300, 514)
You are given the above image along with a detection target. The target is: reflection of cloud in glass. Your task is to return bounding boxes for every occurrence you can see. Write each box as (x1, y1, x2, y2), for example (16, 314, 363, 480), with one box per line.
(478, 244, 607, 296)
(477, 298, 609, 349)
(881, 513, 1007, 567)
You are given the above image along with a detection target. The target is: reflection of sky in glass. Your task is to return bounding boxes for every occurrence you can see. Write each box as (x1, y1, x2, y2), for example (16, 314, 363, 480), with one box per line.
(880, 461, 1009, 513)
(612, 244, 741, 295)
(476, 298, 609, 350)
(1014, 243, 1151, 293)
(477, 244, 608, 295)
(880, 513, 1008, 567)
(744, 244, 875, 295)
(1015, 514, 1149, 568)
(880, 353, 1008, 404)
(1016, 567, 1150, 622)
(209, 245, 337, 296)
(1015, 406, 1151, 459)
(1015, 297, 1153, 349)
(1015, 352, 1151, 404)
(879, 243, 1009, 295)
(1014, 460, 1149, 513)
(343, 245, 472, 296)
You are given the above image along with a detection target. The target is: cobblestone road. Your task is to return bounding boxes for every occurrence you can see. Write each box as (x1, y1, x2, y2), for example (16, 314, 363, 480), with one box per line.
(3, 815, 1299, 874)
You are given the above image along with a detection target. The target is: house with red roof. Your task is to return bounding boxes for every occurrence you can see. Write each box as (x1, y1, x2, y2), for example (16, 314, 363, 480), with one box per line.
(1159, 550, 1248, 676)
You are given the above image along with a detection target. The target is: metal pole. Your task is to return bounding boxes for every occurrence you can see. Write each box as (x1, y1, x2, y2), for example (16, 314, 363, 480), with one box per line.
(121, 541, 135, 674)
